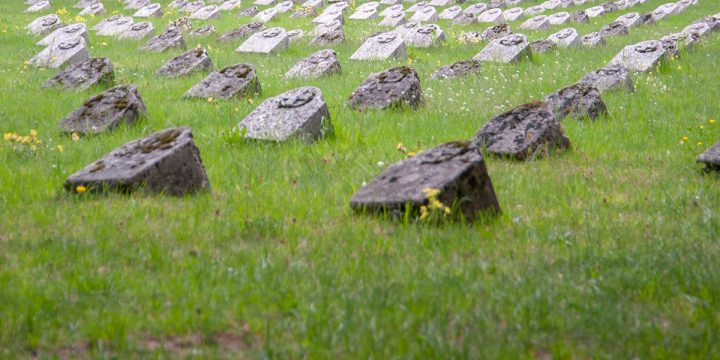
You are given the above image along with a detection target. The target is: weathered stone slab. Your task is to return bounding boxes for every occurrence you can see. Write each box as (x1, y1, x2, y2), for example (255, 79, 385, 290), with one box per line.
(126, 0, 150, 10)
(481, 23, 511, 41)
(463, 3, 487, 16)
(37, 24, 89, 47)
(473, 34, 530, 63)
(524, 5, 545, 16)
(600, 21, 628, 37)
(219, 0, 242, 10)
(25, 1, 51, 13)
(350, 31, 406, 60)
(97, 17, 134, 37)
(30, 37, 89, 68)
(43, 57, 114, 91)
(347, 66, 422, 110)
(438, 6, 462, 20)
(190, 25, 216, 37)
(428, 0, 452, 6)
(349, 141, 501, 221)
(134, 3, 163, 17)
(185, 63, 260, 99)
(167, 17, 194, 33)
(291, 6, 318, 18)
(473, 102, 570, 160)
(547, 27, 579, 47)
(313, 7, 343, 23)
(27, 14, 63, 36)
(79, 3, 106, 15)
(403, 24, 445, 47)
(683, 22, 712, 38)
(578, 63, 634, 93)
(529, 39, 556, 53)
(456, 31, 483, 44)
(697, 142, 720, 171)
(157, 48, 213, 77)
(452, 13, 477, 25)
(585, 5, 604, 18)
(381, 4, 405, 17)
(191, 5, 221, 19)
(548, 11, 570, 25)
(238, 86, 332, 142)
(581, 32, 604, 47)
(273, 0, 295, 13)
(693, 16, 720, 32)
(502, 7, 523, 21)
(287, 29, 304, 42)
(601, 1, 619, 13)
(218, 22, 264, 42)
(651, 4, 673, 21)
(141, 27, 186, 52)
(310, 29, 345, 46)
(236, 27, 289, 54)
(311, 20, 342, 35)
(395, 21, 421, 38)
(409, 6, 438, 22)
(660, 32, 697, 57)
(544, 83, 607, 121)
(169, 0, 190, 8)
(75, 0, 99, 9)
(519, 15, 550, 31)
(431, 59, 481, 80)
(615, 12, 641, 28)
(349, 7, 379, 20)
(118, 22, 155, 40)
(65, 126, 210, 196)
(379, 12, 407, 26)
(236, 6, 259, 17)
(570, 10, 588, 23)
(59, 84, 145, 135)
(477, 8, 503, 23)
(183, 0, 206, 13)
(286, 49, 341, 78)
(407, 1, 429, 12)
(609, 40, 667, 72)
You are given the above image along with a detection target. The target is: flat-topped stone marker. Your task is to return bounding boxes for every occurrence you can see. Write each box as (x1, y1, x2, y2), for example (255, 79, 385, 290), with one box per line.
(286, 29, 304, 42)
(349, 7, 378, 20)
(350, 31, 406, 60)
(37, 24, 89, 47)
(697, 142, 720, 171)
(274, 0, 295, 13)
(25, 1, 52, 13)
(190, 25, 216, 37)
(79, 3, 106, 15)
(126, 0, 151, 10)
(141, 27, 186, 52)
(524, 5, 545, 16)
(236, 6, 259, 17)
(349, 141, 501, 221)
(313, 7, 343, 23)
(286, 49, 341, 78)
(548, 27, 579, 47)
(119, 22, 155, 40)
(481, 23, 511, 41)
(30, 37, 89, 68)
(409, 6, 438, 22)
(548, 11, 570, 25)
(379, 12, 407, 26)
(347, 66, 422, 110)
(381, 4, 404, 17)
(219, 0, 242, 10)
(75, 0, 100, 9)
(473, 102, 570, 160)
(236, 27, 289, 54)
(616, 12, 641, 28)
(218, 22, 265, 42)
(238, 86, 332, 142)
(27, 14, 63, 36)
(600, 21, 628, 37)
(407, 1, 429, 12)
(403, 24, 445, 47)
(65, 126, 210, 196)
(502, 7, 523, 21)
(97, 16, 134, 36)
(310, 29, 346, 46)
(182, 0, 206, 13)
(581, 32, 604, 47)
(453, 13, 478, 26)
(473, 33, 530, 63)
(134, 3, 163, 17)
(191, 5, 221, 19)
(578, 63, 634, 93)
(519, 15, 550, 31)
(59, 84, 146, 135)
(585, 5, 605, 18)
(254, 8, 278, 22)
(529, 39, 556, 53)
(477, 8, 503, 23)
(610, 40, 667, 72)
(43, 57, 113, 91)
(463, 3, 487, 16)
(311, 20, 342, 36)
(431, 59, 481, 80)
(544, 83, 607, 120)
(157, 48, 213, 77)
(185, 63, 261, 99)
(683, 22, 712, 38)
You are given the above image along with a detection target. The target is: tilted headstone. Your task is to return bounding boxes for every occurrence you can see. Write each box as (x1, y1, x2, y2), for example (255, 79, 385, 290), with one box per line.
(473, 33, 530, 63)
(481, 23, 511, 41)
(191, 5, 221, 19)
(407, 1, 429, 12)
(183, 0, 206, 13)
(457, 31, 483, 44)
(502, 7, 523, 21)
(236, 6, 259, 17)
(25, 1, 52, 13)
(75, 0, 99, 9)
(218, 22, 265, 42)
(403, 24, 445, 47)
(349, 141, 501, 221)
(97, 17, 134, 37)
(190, 25, 216, 37)
(697, 142, 720, 171)
(219, 0, 242, 10)
(438, 6, 462, 20)
(37, 24, 89, 47)
(141, 27, 186, 52)
(59, 84, 145, 135)
(477, 8, 503, 23)
(381, 4, 405, 17)
(660, 32, 698, 55)
(609, 40, 667, 72)
(544, 83, 607, 121)
(79, 3, 106, 15)
(286, 49, 341, 78)
(395, 21, 421, 38)
(27, 14, 63, 36)
(601, 1, 619, 13)
(169, 0, 190, 8)
(347, 66, 422, 110)
(453, 13, 477, 25)
(431, 59, 481, 80)
(310, 29, 346, 46)
(43, 57, 114, 91)
(311, 20, 342, 36)
(350, 31, 406, 60)
(473, 102, 571, 160)
(254, 0, 276, 5)
(274, 0, 295, 13)
(236, 27, 289, 54)
(519, 15, 550, 31)
(185, 63, 261, 99)
(463, 3, 487, 16)
(238, 86, 332, 142)
(313, 7, 343, 23)
(578, 63, 634, 93)
(548, 11, 570, 25)
(570, 10, 588, 23)
(599, 21, 628, 37)
(30, 37, 89, 68)
(167, 17, 193, 33)
(286, 29, 305, 42)
(349, 7, 379, 20)
(291, 6, 318, 18)
(585, 5, 605, 18)
(379, 12, 407, 26)
(428, 0, 453, 6)
(692, 16, 720, 32)
(581, 32, 604, 47)
(157, 48, 213, 77)
(615, 12, 641, 28)
(65, 126, 210, 196)
(548, 27, 579, 47)
(133, 3, 162, 17)
(683, 22, 712, 38)
(118, 22, 155, 41)
(542, 0, 562, 10)
(524, 5, 545, 16)
(529, 39, 556, 53)
(126, 0, 150, 10)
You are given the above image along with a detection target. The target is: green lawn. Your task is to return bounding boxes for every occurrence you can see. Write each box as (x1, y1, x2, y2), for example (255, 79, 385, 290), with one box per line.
(1, 0, 720, 358)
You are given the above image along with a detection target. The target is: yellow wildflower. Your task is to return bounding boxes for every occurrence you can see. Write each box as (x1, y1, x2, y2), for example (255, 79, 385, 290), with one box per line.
(710, 119, 716, 124)
(699, 125, 704, 129)
(682, 136, 689, 142)
(422, 188, 441, 199)
(71, 132, 80, 142)
(30, 129, 38, 137)
(207, 97, 214, 103)
(3, 132, 17, 142)
(21, 136, 32, 144)
(75, 185, 87, 193)
(56, 145, 64, 152)
(697, 142, 703, 146)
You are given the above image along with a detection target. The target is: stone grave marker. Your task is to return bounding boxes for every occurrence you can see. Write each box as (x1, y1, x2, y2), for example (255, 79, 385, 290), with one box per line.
(183, 1, 206, 13)
(191, 5, 221, 19)
(601, 1, 619, 13)
(380, 4, 405, 17)
(311, 20, 342, 36)
(59, 84, 145, 135)
(302, 0, 324, 9)
(118, 22, 155, 40)
(477, 8, 503, 23)
(404, 24, 445, 47)
(581, 32, 604, 47)
(291, 6, 318, 18)
(347, 66, 422, 110)
(379, 12, 407, 26)
(169, 0, 190, 8)
(79, 3, 106, 15)
(660, 32, 697, 54)
(585, 5, 604, 18)
(185, 63, 261, 99)
(683, 22, 712, 38)
(157, 48, 213, 77)
(599, 21, 628, 37)
(349, 141, 501, 221)
(380, 0, 400, 5)
(43, 57, 114, 91)
(693, 16, 720, 32)
(350, 31, 406, 60)
(27, 14, 63, 36)
(74, 0, 99, 8)
(481, 23, 511, 41)
(609, 40, 667, 72)
(463, 3, 488, 16)
(438, 6, 462, 20)
(236, 6, 259, 17)
(548, 11, 570, 25)
(286, 29, 304, 42)
(30, 37, 89, 68)
(409, 6, 438, 21)
(548, 27, 579, 47)
(97, 17, 134, 37)
(65, 126, 210, 196)
(697, 142, 720, 171)
(126, 0, 150, 10)
(616, 12, 641, 28)
(219, 0, 242, 10)
(570, 10, 588, 23)
(473, 34, 530, 63)
(349, 7, 379, 20)
(134, 3, 163, 17)
(286, 49, 341, 78)
(542, 0, 562, 10)
(190, 25, 216, 37)
(519, 15, 550, 31)
(529, 39, 556, 53)
(218, 22, 265, 42)
(25, 1, 51, 13)
(457, 31, 483, 44)
(453, 13, 477, 25)
(431, 59, 481, 79)
(524, 5, 545, 16)
(407, 1, 429, 12)
(37, 24, 89, 47)
(238, 86, 332, 142)
(394, 21, 420, 38)
(578, 63, 634, 93)
(651, 5, 671, 21)
(141, 27, 186, 52)
(544, 83, 607, 120)
(313, 7, 343, 23)
(428, 0, 452, 6)
(236, 27, 289, 54)
(310, 29, 345, 45)
(473, 102, 570, 160)
(254, 0, 276, 5)
(274, 0, 295, 13)
(502, 7, 523, 21)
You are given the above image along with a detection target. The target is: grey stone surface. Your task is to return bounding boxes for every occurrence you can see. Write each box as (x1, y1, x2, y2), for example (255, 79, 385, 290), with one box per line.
(59, 84, 146, 135)
(581, 32, 605, 47)
(463, 3, 487, 16)
(37, 24, 89, 47)
(481, 23, 511, 41)
(219, 0, 242, 10)
(311, 20, 342, 36)
(30, 37, 89, 69)
(125, 0, 150, 10)
(312, 7, 343, 23)
(191, 4, 221, 19)
(27, 14, 63, 36)
(167, 17, 194, 33)
(473, 101, 570, 160)
(548, 27, 579, 47)
(218, 22, 265, 42)
(350, 31, 406, 60)
(349, 141, 501, 221)
(182, 0, 206, 13)
(347, 66, 422, 110)
(65, 126, 210, 196)
(286, 29, 305, 42)
(236, 6, 259, 17)
(683, 22, 712, 38)
(189, 25, 216, 37)
(639, 13, 655, 25)
(157, 48, 213, 77)
(169, 0, 190, 8)
(548, 11, 570, 25)
(185, 63, 261, 99)
(477, 8, 503, 23)
(473, 33, 530, 63)
(609, 40, 667, 72)
(544, 83, 608, 121)
(519, 15, 550, 31)
(285, 49, 341, 78)
(409, 6, 438, 22)
(253, 7, 278, 22)
(25, 1, 51, 13)
(524, 5, 545, 16)
(118, 22, 155, 40)
(438, 6, 462, 20)
(79, 3, 106, 15)
(457, 31, 483, 44)
(379, 12, 407, 26)
(407, 1, 429, 12)
(97, 16, 134, 37)
(134, 3, 163, 17)
(310, 29, 346, 46)
(75, 0, 99, 9)
(697, 142, 720, 171)
(529, 39, 556, 53)
(291, 6, 318, 18)
(236, 27, 289, 54)
(502, 7, 523, 21)
(452, 13, 477, 25)
(599, 21, 628, 37)
(349, 7, 378, 20)
(692, 16, 720, 32)
(43, 57, 114, 91)
(380, 4, 404, 17)
(570, 10, 588, 23)
(601, 1, 619, 13)
(141, 27, 186, 52)
(238, 86, 332, 142)
(274, 0, 295, 13)
(578, 63, 634, 93)
(431, 59, 481, 80)
(585, 5, 604, 18)
(615, 12, 641, 28)
(403, 24, 445, 47)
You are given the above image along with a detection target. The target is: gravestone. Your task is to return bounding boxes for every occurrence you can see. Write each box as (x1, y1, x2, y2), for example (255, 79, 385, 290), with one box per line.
(191, 5, 221, 19)
(274, 0, 295, 13)
(141, 27, 186, 52)
(218, 22, 264, 42)
(254, 0, 276, 5)
(477, 8, 503, 23)
(310, 29, 345, 45)
(683, 22, 712, 38)
(395, 21, 421, 38)
(581, 32, 604, 47)
(190, 25, 216, 37)
(27, 14, 63, 36)
(119, 22, 155, 40)
(548, 27, 579, 47)
(37, 24, 89, 47)
(291, 6, 318, 18)
(349, 141, 501, 221)
(236, 6, 259, 17)
(347, 66, 422, 110)
(431, 59, 481, 80)
(457, 31, 483, 44)
(97, 17, 134, 37)
(502, 7, 523, 21)
(570, 10, 588, 22)
(313, 8, 343, 23)
(660, 32, 697, 54)
(609, 40, 667, 72)
(409, 6, 438, 22)
(169, 0, 190, 8)
(543, 0, 562, 9)
(25, 1, 51, 13)
(312, 20, 342, 36)
(429, 0, 453, 6)
(404, 24, 445, 47)
(349, 7, 378, 20)
(453, 13, 477, 25)
(599, 21, 628, 37)
(350, 31, 406, 60)
(185, 63, 261, 99)
(651, 6, 671, 21)
(472, 34, 530, 63)
(59, 84, 146, 135)
(125, 0, 150, 10)
(381, 4, 404, 17)
(529, 39, 556, 53)
(520, 15, 550, 31)
(157, 48, 213, 77)
(238, 86, 332, 142)
(286, 49, 341, 78)
(438, 6, 462, 20)
(481, 23, 511, 41)
(544, 83, 607, 120)
(601, 1, 619, 13)
(692, 16, 720, 32)
(286, 29, 304, 42)
(379, 12, 407, 26)
(524, 5, 545, 16)
(585, 6, 604, 17)
(30, 37, 89, 68)
(43, 57, 114, 91)
(407, 1, 429, 12)
(236, 27, 289, 54)
(473, 102, 570, 160)
(548, 11, 570, 25)
(219, 0, 242, 10)
(167, 17, 193, 33)
(134, 3, 163, 17)
(302, 0, 325, 10)
(65, 126, 210, 196)
(253, 8, 278, 22)
(616, 12, 641, 28)
(578, 63, 634, 93)
(697, 142, 720, 171)
(79, 3, 106, 15)
(75, 0, 99, 8)
(463, 3, 487, 16)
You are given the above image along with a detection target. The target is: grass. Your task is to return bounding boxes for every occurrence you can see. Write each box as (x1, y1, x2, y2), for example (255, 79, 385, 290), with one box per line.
(1, 0, 720, 357)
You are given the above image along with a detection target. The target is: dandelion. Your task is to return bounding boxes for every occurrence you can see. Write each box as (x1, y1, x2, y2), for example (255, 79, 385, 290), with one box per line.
(710, 119, 716, 124)
(682, 136, 689, 142)
(422, 188, 441, 199)
(30, 129, 38, 137)
(396, 142, 407, 153)
(207, 97, 214, 103)
(3, 132, 17, 142)
(248, 98, 254, 104)
(71, 132, 80, 142)
(407, 151, 416, 157)
(56, 145, 64, 152)
(698, 142, 703, 146)
(699, 125, 704, 129)
(75, 185, 87, 193)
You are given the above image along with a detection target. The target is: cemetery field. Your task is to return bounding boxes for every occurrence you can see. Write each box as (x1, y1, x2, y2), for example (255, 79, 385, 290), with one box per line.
(2, 0, 720, 357)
